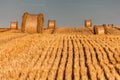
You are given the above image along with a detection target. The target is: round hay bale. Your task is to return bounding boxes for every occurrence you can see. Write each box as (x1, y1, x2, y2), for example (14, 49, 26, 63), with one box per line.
(21, 12, 44, 33)
(37, 13, 44, 33)
(93, 25, 106, 34)
(10, 22, 18, 29)
(102, 24, 107, 34)
(85, 19, 92, 27)
(48, 20, 56, 29)
(108, 24, 114, 27)
(21, 12, 28, 32)
(103, 24, 107, 27)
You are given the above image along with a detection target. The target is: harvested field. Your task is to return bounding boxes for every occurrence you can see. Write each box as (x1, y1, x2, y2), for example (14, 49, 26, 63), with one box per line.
(0, 28, 9, 32)
(54, 27, 93, 35)
(0, 27, 120, 80)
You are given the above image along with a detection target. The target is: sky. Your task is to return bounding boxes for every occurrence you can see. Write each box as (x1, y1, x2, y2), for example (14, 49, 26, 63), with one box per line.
(0, 0, 120, 27)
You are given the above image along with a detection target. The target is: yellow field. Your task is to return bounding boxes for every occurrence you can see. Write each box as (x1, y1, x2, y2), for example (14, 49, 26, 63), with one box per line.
(0, 28, 9, 32)
(0, 27, 120, 80)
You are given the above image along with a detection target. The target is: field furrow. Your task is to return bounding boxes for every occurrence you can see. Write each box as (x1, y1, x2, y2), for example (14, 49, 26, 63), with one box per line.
(0, 32, 120, 80)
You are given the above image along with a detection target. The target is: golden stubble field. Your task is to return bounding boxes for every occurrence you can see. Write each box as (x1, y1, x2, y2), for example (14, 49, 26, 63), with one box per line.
(0, 27, 120, 80)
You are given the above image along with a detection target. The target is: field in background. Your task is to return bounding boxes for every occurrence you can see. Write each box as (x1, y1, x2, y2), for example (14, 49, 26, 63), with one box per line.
(0, 28, 9, 32)
(0, 27, 120, 80)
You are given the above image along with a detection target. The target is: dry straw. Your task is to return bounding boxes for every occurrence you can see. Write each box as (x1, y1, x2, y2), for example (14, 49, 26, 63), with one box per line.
(85, 19, 92, 27)
(37, 13, 44, 33)
(48, 20, 56, 29)
(10, 22, 18, 30)
(21, 12, 44, 33)
(108, 24, 114, 27)
(93, 25, 107, 34)
(102, 24, 107, 34)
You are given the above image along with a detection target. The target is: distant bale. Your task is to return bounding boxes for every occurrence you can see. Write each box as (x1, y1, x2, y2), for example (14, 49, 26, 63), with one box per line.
(103, 24, 107, 27)
(10, 22, 18, 30)
(102, 24, 107, 34)
(108, 24, 114, 27)
(94, 25, 106, 34)
(85, 19, 92, 27)
(48, 20, 56, 29)
(21, 12, 44, 33)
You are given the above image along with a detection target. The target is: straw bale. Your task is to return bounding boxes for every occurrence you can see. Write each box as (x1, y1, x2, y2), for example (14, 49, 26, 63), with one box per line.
(48, 20, 56, 29)
(21, 12, 28, 32)
(10, 22, 18, 29)
(108, 24, 114, 27)
(21, 12, 44, 33)
(85, 19, 92, 27)
(94, 25, 106, 34)
(37, 13, 44, 33)
(102, 24, 108, 34)
(103, 24, 107, 27)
